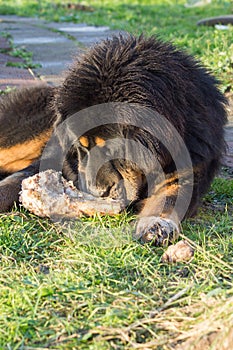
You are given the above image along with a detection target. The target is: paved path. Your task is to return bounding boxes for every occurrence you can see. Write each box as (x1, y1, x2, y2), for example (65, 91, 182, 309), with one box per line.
(0, 15, 232, 167)
(224, 94, 233, 168)
(0, 15, 121, 85)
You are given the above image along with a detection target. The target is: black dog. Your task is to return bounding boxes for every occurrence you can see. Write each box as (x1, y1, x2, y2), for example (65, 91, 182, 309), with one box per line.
(0, 34, 227, 245)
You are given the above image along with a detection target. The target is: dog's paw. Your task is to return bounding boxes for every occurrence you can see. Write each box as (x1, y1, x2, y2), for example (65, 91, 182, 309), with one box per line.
(135, 216, 179, 246)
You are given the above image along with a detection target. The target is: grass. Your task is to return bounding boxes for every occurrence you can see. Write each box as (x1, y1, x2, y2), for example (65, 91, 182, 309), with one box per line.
(0, 32, 41, 69)
(0, 179, 232, 349)
(0, 0, 232, 349)
(6, 47, 41, 69)
(0, 0, 233, 91)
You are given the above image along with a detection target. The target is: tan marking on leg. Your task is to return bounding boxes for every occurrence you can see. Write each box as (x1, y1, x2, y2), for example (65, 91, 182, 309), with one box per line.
(139, 179, 180, 219)
(0, 128, 52, 173)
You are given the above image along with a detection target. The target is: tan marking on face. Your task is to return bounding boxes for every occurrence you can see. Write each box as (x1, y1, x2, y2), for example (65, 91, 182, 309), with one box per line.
(95, 136, 106, 147)
(79, 136, 89, 148)
(0, 128, 52, 173)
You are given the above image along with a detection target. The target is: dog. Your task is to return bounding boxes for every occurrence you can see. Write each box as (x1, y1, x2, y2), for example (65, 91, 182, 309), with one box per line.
(0, 34, 227, 245)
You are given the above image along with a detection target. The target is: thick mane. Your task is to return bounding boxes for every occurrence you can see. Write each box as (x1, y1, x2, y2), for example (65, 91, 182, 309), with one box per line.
(55, 34, 227, 162)
(0, 33, 228, 226)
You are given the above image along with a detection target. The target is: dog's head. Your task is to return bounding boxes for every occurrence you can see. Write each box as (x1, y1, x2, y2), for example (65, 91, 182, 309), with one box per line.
(62, 124, 156, 203)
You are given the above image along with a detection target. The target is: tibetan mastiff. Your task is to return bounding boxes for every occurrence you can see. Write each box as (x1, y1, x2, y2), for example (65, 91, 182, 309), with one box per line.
(0, 34, 227, 245)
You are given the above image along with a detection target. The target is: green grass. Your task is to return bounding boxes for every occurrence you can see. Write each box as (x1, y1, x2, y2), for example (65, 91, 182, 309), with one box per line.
(0, 32, 41, 69)
(6, 47, 41, 69)
(0, 178, 232, 349)
(0, 0, 233, 348)
(0, 0, 232, 91)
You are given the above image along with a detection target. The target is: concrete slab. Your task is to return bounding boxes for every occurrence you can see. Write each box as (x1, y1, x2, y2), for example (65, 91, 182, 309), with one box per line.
(0, 66, 37, 90)
(0, 15, 121, 84)
(0, 66, 34, 79)
(0, 36, 11, 51)
(0, 22, 71, 43)
(75, 34, 117, 46)
(14, 36, 69, 45)
(58, 25, 110, 32)
(26, 41, 80, 78)
(222, 93, 233, 166)
(222, 141, 233, 167)
(0, 52, 24, 65)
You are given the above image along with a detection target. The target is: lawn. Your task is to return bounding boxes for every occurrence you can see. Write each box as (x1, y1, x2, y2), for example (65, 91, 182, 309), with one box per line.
(0, 0, 233, 91)
(0, 1, 233, 349)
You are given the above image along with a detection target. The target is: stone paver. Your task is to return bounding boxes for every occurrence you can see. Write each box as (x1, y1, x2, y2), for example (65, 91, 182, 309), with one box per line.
(0, 15, 232, 167)
(0, 52, 24, 64)
(223, 93, 233, 167)
(0, 15, 121, 85)
(0, 35, 37, 90)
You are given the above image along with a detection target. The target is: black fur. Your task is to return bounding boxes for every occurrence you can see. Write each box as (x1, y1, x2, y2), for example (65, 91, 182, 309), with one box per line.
(55, 35, 227, 214)
(0, 84, 55, 148)
(0, 34, 228, 244)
